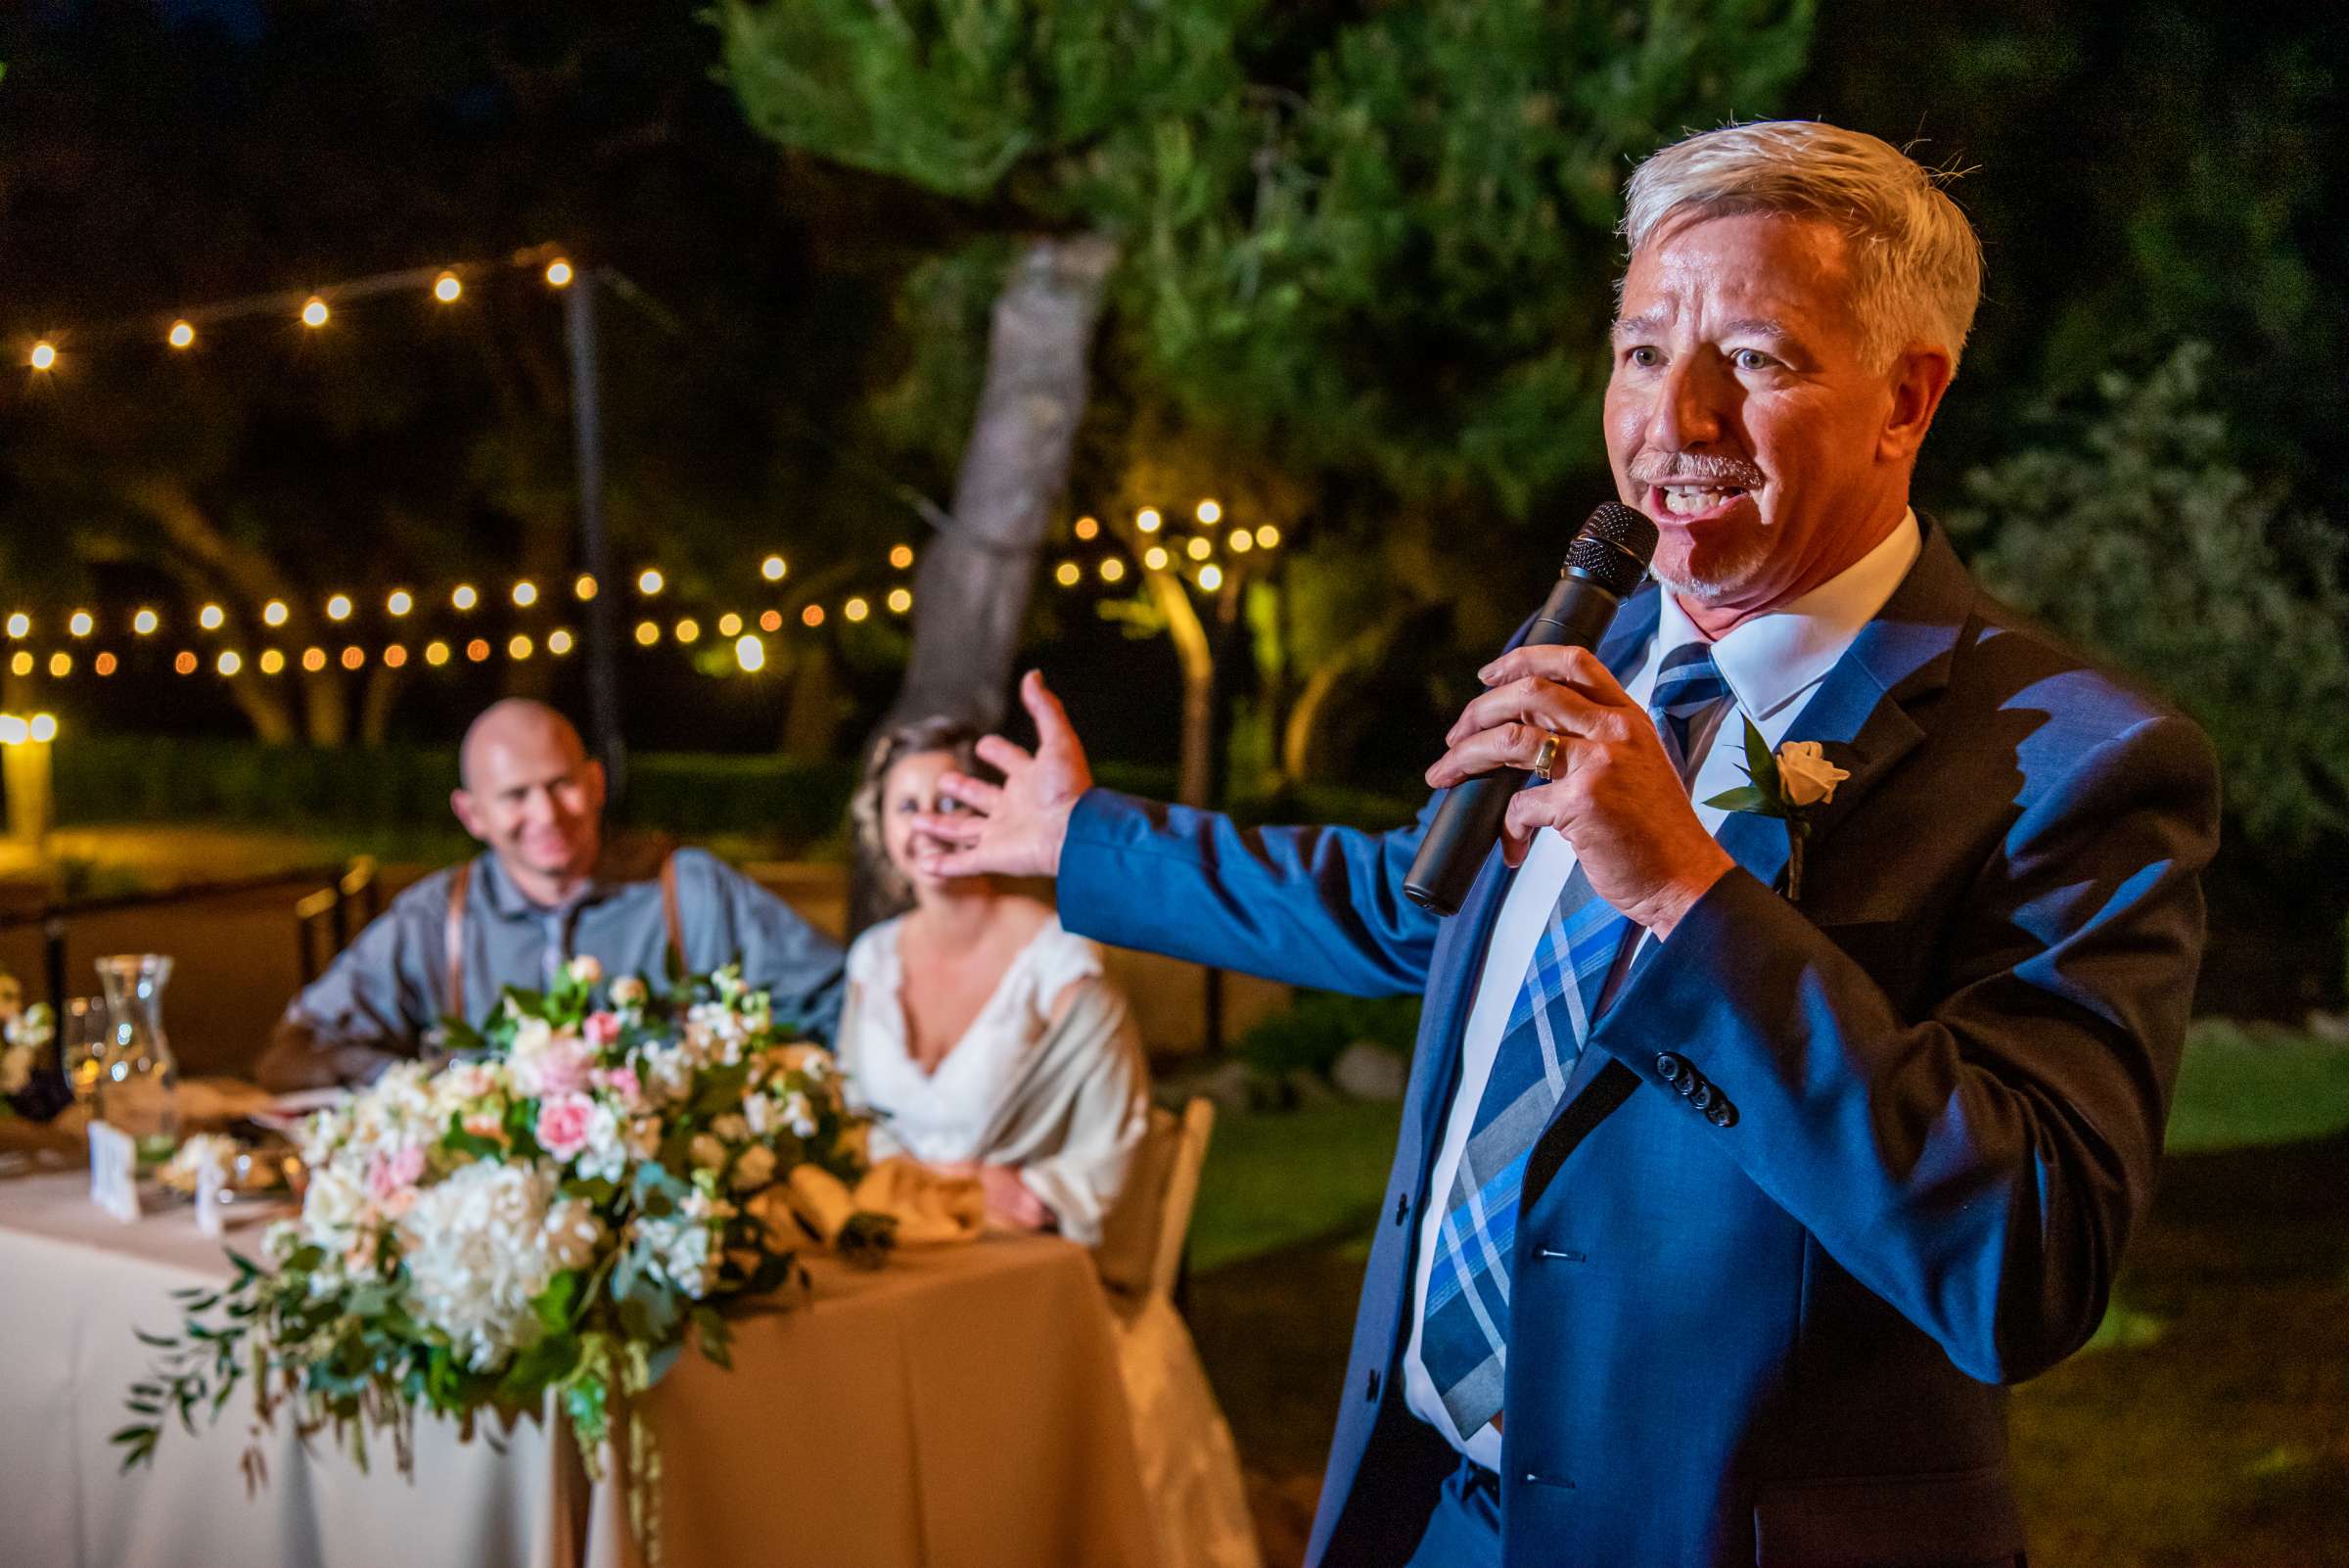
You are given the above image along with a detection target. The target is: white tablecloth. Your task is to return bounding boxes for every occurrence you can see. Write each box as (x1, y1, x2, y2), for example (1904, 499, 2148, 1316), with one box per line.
(0, 1161, 1162, 1568)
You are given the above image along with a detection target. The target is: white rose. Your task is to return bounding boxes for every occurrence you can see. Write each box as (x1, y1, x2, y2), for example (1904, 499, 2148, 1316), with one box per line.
(566, 954, 604, 988)
(611, 977, 649, 1008)
(1774, 740, 1850, 808)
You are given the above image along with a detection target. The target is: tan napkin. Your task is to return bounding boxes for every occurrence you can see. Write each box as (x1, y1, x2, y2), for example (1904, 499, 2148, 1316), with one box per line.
(769, 1158, 984, 1249)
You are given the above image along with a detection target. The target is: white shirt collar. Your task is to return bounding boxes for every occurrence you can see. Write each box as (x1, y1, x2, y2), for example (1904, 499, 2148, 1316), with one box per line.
(1651, 508, 1921, 722)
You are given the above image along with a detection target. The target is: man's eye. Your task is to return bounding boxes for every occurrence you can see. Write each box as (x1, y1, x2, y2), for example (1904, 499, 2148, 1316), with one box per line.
(1626, 346, 1660, 368)
(1732, 348, 1776, 372)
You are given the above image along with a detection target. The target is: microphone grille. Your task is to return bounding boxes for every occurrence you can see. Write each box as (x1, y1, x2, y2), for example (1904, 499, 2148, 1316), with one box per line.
(1565, 502, 1658, 595)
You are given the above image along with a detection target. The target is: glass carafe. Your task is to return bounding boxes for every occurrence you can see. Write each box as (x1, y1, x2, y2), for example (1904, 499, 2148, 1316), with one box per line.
(97, 954, 179, 1164)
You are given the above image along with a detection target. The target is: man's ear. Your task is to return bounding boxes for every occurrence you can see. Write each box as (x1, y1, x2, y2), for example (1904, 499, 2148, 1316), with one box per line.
(1879, 344, 1955, 464)
(450, 788, 486, 844)
(582, 759, 608, 816)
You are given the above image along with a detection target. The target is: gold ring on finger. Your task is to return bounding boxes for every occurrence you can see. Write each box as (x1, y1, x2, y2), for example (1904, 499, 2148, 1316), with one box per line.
(1531, 732, 1561, 781)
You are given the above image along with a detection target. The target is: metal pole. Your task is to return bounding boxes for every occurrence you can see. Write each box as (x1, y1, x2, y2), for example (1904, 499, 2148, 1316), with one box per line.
(564, 269, 625, 803)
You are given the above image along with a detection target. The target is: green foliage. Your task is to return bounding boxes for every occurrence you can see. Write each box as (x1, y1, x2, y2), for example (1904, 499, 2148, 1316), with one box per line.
(2165, 1020, 2349, 1155)
(1948, 343, 2349, 849)
(1235, 990, 1420, 1082)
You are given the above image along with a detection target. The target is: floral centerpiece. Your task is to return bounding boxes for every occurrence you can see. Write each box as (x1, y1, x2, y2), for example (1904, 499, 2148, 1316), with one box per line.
(117, 957, 873, 1553)
(0, 969, 55, 1115)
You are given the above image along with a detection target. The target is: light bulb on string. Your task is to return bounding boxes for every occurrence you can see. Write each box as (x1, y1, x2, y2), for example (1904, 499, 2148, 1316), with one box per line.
(216, 651, 242, 677)
(451, 584, 478, 612)
(199, 604, 225, 631)
(717, 613, 743, 638)
(1186, 536, 1212, 562)
(300, 297, 330, 329)
(424, 641, 451, 668)
(1136, 508, 1162, 533)
(1073, 517, 1099, 542)
(171, 651, 197, 676)
(3, 614, 25, 639)
(28, 715, 57, 744)
(28, 342, 57, 372)
(384, 645, 408, 669)
(326, 594, 352, 622)
(465, 638, 490, 664)
(508, 635, 533, 661)
(133, 609, 159, 636)
(735, 635, 766, 673)
(259, 650, 286, 675)
(887, 588, 913, 615)
(802, 605, 826, 628)
(548, 629, 575, 656)
(512, 580, 538, 608)
(674, 619, 701, 644)
(845, 597, 870, 623)
(1229, 530, 1254, 554)
(1055, 563, 1082, 587)
(47, 652, 71, 678)
(1197, 565, 1224, 591)
(342, 646, 365, 670)
(263, 600, 289, 627)
(1255, 525, 1282, 549)
(301, 647, 327, 673)
(634, 621, 660, 647)
(889, 545, 914, 571)
(1196, 499, 1222, 525)
(167, 320, 197, 350)
(94, 652, 117, 677)
(68, 611, 93, 638)
(434, 272, 463, 303)
(574, 575, 599, 601)
(637, 568, 666, 596)
(759, 610, 783, 633)
(1144, 546, 1170, 572)
(1099, 558, 1127, 584)
(387, 590, 413, 617)
(545, 259, 575, 289)
(761, 556, 787, 582)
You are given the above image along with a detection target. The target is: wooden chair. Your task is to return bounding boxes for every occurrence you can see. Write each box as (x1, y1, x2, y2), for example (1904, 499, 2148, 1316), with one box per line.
(294, 857, 380, 986)
(1097, 1095, 1218, 1311)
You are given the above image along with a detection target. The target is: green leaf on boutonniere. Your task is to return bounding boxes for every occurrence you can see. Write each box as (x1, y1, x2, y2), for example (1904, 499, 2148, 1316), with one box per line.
(1740, 717, 1779, 796)
(1702, 783, 1780, 816)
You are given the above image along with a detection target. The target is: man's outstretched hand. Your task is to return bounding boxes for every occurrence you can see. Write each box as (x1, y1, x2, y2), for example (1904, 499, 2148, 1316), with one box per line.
(913, 670, 1093, 881)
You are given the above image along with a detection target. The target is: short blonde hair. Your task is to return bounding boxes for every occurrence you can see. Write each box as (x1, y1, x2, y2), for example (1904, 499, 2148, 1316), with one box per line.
(851, 715, 989, 908)
(1621, 120, 1983, 371)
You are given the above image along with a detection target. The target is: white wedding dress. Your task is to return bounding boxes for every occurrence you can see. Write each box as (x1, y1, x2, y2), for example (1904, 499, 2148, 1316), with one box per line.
(837, 915, 1263, 1568)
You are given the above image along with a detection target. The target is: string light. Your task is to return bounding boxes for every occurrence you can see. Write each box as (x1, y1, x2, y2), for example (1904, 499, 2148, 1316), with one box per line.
(889, 545, 914, 570)
(511, 579, 538, 608)
(3, 614, 24, 639)
(133, 609, 159, 635)
(388, 590, 414, 617)
(167, 320, 196, 350)
(465, 638, 490, 663)
(760, 556, 787, 582)
(547, 629, 575, 656)
(1197, 565, 1224, 591)
(545, 259, 575, 289)
(259, 650, 286, 675)
(507, 634, 532, 661)
(1099, 558, 1127, 583)
(383, 644, 408, 669)
(734, 635, 766, 672)
(7, 653, 26, 677)
(433, 271, 463, 303)
(299, 646, 326, 672)
(1255, 525, 1281, 549)
(634, 621, 660, 647)
(1145, 546, 1171, 572)
(1136, 508, 1163, 533)
(1186, 537, 1212, 562)
(326, 594, 352, 622)
(172, 651, 197, 676)
(68, 611, 93, 637)
(1055, 563, 1082, 587)
(47, 652, 71, 678)
(342, 645, 365, 669)
(28, 342, 58, 372)
(574, 575, 598, 601)
(674, 618, 701, 644)
(217, 650, 242, 676)
(450, 584, 479, 611)
(425, 640, 451, 668)
(300, 297, 330, 329)
(28, 714, 56, 744)
(716, 613, 743, 637)
(0, 716, 23, 745)
(199, 604, 225, 630)
(844, 597, 870, 623)
(94, 652, 117, 676)
(1196, 499, 1222, 525)
(1073, 517, 1099, 542)
(263, 599, 290, 626)
(759, 610, 783, 633)
(637, 569, 666, 596)
(887, 588, 913, 615)
(801, 605, 825, 628)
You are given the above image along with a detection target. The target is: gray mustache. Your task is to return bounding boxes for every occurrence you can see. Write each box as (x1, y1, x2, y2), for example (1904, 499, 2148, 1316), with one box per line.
(1628, 453, 1764, 488)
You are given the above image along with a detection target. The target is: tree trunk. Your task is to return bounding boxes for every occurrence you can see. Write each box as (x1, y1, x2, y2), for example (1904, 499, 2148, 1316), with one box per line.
(1282, 617, 1407, 782)
(889, 232, 1120, 731)
(1145, 571, 1218, 809)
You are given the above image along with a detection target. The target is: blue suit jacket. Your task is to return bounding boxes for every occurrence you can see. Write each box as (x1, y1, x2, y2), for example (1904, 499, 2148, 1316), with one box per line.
(1058, 525, 2220, 1568)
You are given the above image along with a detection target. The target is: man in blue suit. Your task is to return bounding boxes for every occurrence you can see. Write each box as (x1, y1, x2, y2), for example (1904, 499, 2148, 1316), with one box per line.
(916, 121, 2219, 1568)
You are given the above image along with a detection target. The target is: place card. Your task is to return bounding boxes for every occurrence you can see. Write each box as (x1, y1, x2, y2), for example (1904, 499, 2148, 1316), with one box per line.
(88, 1121, 143, 1223)
(195, 1158, 227, 1237)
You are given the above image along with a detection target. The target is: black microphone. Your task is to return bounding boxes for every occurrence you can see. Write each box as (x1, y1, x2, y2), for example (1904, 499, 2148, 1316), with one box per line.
(1402, 502, 1659, 916)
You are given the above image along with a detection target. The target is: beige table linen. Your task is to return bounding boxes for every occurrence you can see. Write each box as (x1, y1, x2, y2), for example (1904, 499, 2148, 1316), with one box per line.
(0, 1162, 1162, 1568)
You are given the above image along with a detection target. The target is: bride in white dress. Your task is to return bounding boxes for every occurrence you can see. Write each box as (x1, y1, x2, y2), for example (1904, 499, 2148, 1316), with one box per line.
(836, 716, 1261, 1568)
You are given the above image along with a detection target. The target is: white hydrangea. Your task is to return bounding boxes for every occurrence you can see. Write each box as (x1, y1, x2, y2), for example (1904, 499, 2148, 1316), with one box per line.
(397, 1160, 604, 1371)
(631, 1186, 733, 1299)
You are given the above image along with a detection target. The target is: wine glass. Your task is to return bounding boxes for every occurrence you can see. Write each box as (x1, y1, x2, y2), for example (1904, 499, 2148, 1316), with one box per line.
(60, 996, 111, 1115)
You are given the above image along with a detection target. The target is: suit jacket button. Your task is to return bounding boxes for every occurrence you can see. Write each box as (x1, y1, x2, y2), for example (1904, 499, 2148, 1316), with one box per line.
(1655, 1052, 1686, 1083)
(1688, 1081, 1716, 1112)
(1364, 1368, 1382, 1403)
(1674, 1072, 1699, 1098)
(1707, 1100, 1738, 1129)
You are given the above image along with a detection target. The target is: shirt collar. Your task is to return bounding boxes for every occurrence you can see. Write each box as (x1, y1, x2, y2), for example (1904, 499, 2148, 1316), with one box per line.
(1652, 508, 1921, 723)
(471, 850, 616, 922)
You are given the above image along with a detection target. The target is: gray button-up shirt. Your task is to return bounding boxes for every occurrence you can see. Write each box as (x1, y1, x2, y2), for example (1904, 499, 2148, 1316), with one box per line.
(258, 848, 844, 1089)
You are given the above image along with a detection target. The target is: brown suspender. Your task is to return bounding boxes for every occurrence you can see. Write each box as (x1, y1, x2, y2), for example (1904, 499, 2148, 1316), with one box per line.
(443, 860, 472, 1021)
(441, 853, 684, 1026)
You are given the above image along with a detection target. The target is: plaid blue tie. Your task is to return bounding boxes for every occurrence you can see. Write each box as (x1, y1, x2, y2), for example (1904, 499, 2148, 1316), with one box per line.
(1418, 643, 1730, 1436)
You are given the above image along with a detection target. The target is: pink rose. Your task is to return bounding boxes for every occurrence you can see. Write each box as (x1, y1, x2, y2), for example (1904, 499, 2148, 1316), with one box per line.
(535, 1094, 596, 1161)
(584, 1011, 623, 1048)
(593, 1065, 643, 1109)
(529, 1038, 595, 1098)
(367, 1145, 426, 1218)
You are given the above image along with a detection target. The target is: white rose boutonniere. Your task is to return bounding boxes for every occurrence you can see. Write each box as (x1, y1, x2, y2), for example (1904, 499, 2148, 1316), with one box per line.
(1704, 720, 1851, 902)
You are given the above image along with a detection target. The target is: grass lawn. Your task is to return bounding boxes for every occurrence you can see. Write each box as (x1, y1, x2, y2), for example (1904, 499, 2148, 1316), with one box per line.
(1186, 1025, 2349, 1567)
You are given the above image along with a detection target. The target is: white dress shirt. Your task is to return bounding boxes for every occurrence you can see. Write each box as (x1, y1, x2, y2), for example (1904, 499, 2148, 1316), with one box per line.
(1401, 511, 1923, 1468)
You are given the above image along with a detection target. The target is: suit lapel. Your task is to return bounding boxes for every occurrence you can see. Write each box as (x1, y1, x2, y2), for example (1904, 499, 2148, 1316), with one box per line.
(1544, 524, 1979, 1156)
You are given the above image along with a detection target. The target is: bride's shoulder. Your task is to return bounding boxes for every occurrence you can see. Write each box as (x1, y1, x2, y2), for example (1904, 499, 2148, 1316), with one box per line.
(845, 915, 906, 984)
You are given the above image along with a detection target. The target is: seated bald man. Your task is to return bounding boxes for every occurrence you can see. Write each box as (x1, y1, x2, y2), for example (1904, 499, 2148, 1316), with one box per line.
(256, 700, 846, 1091)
